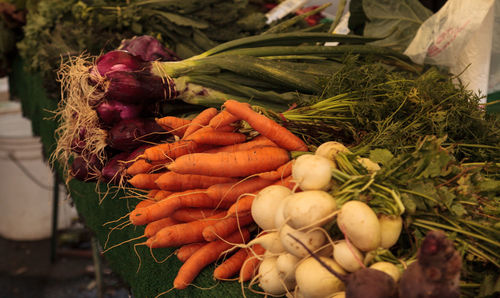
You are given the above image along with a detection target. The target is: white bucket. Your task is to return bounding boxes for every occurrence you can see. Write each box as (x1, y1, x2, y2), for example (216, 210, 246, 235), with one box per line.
(0, 101, 78, 241)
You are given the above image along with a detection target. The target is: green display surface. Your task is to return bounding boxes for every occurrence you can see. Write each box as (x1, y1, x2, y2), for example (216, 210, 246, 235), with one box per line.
(9, 56, 260, 298)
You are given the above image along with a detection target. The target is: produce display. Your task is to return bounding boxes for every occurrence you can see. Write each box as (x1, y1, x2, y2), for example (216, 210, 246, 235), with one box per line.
(5, 0, 500, 297)
(46, 24, 500, 296)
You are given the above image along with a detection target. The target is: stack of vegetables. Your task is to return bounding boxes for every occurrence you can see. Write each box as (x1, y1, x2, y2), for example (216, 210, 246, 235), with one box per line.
(52, 28, 500, 297)
(101, 102, 499, 297)
(103, 100, 308, 292)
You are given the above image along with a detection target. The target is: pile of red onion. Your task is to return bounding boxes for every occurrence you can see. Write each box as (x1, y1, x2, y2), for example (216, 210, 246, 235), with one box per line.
(71, 36, 179, 183)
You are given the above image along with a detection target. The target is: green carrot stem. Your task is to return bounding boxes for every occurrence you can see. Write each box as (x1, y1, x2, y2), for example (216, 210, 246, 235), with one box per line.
(457, 219, 500, 236)
(399, 188, 439, 205)
(453, 239, 500, 268)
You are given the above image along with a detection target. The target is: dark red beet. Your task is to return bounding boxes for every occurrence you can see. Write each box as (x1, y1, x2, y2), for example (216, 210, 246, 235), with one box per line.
(105, 70, 170, 104)
(398, 230, 462, 298)
(119, 35, 180, 62)
(107, 118, 165, 152)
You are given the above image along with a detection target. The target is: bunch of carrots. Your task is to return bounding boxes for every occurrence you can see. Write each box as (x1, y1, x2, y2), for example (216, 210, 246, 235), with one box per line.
(112, 99, 308, 290)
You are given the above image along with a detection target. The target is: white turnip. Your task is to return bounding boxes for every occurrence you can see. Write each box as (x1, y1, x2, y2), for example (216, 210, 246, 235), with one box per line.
(247, 232, 285, 254)
(280, 225, 326, 258)
(314, 141, 350, 161)
(337, 200, 381, 252)
(378, 215, 403, 249)
(276, 253, 300, 282)
(283, 190, 337, 229)
(274, 196, 291, 229)
(295, 256, 346, 298)
(292, 154, 335, 190)
(258, 256, 295, 295)
(290, 233, 398, 298)
(333, 240, 364, 272)
(251, 185, 293, 230)
(369, 262, 401, 282)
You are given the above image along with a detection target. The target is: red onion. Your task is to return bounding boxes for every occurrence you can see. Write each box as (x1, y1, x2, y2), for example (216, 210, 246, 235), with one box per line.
(70, 127, 87, 153)
(119, 35, 180, 62)
(96, 100, 143, 126)
(105, 70, 168, 104)
(107, 118, 165, 151)
(101, 151, 130, 183)
(70, 154, 103, 181)
(95, 50, 146, 76)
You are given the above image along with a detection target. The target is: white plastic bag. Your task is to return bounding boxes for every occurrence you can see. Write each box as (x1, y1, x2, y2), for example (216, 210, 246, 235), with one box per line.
(404, 0, 496, 103)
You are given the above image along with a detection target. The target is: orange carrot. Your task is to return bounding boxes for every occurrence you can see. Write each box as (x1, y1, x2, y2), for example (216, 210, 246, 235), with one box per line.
(206, 177, 275, 205)
(155, 116, 191, 138)
(135, 199, 156, 210)
(128, 173, 163, 189)
(202, 135, 277, 154)
(227, 193, 256, 215)
(182, 107, 218, 138)
(146, 212, 227, 248)
(147, 189, 161, 198)
(126, 159, 155, 176)
(257, 160, 293, 180)
(184, 130, 247, 146)
(129, 189, 233, 225)
(239, 244, 266, 282)
(155, 172, 238, 191)
(167, 146, 290, 177)
(141, 140, 202, 162)
(202, 212, 254, 242)
(144, 217, 181, 238)
(223, 99, 309, 151)
(126, 159, 166, 176)
(173, 228, 250, 289)
(171, 208, 225, 222)
(153, 190, 173, 201)
(214, 248, 250, 280)
(208, 109, 242, 129)
(176, 242, 207, 263)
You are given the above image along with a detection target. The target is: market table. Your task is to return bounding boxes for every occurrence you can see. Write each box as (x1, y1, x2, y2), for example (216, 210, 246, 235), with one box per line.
(9, 56, 260, 298)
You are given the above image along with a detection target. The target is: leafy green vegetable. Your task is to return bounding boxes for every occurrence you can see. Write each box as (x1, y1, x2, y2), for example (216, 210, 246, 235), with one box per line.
(362, 0, 433, 52)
